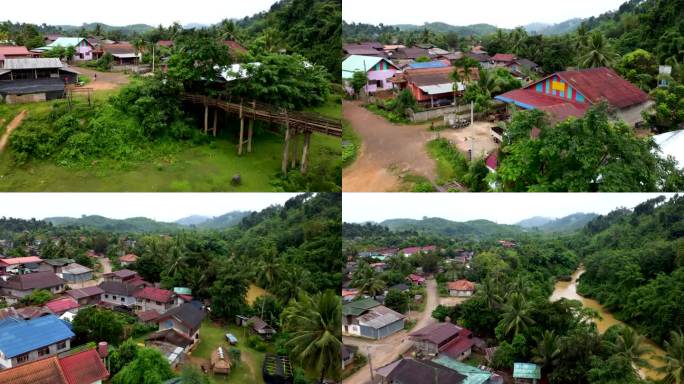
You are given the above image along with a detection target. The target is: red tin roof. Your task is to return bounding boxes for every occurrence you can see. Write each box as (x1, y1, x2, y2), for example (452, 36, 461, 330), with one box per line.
(59, 349, 109, 384)
(45, 298, 79, 314)
(556, 67, 649, 109)
(447, 279, 475, 291)
(492, 53, 516, 62)
(134, 286, 175, 303)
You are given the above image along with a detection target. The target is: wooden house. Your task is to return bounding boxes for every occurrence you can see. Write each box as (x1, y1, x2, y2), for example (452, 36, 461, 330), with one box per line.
(103, 43, 140, 66)
(248, 316, 276, 339)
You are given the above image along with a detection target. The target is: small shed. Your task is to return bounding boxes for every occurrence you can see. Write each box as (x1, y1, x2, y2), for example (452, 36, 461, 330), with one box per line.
(61, 263, 93, 283)
(211, 346, 231, 375)
(249, 316, 276, 339)
(262, 354, 293, 384)
(236, 315, 250, 326)
(513, 363, 541, 384)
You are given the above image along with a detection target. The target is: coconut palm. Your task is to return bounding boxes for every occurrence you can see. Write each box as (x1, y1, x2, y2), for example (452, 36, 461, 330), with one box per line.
(580, 31, 619, 68)
(657, 331, 684, 384)
(510, 27, 528, 55)
(477, 69, 502, 97)
(281, 290, 341, 382)
(605, 326, 653, 376)
(532, 330, 561, 371)
(479, 277, 503, 310)
(574, 23, 590, 67)
(350, 263, 386, 297)
(500, 292, 535, 336)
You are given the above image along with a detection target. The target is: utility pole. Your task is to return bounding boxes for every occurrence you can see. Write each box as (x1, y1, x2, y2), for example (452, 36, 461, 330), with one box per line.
(367, 346, 374, 383)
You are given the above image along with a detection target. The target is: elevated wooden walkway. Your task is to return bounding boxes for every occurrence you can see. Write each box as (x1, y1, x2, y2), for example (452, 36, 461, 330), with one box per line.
(181, 93, 341, 174)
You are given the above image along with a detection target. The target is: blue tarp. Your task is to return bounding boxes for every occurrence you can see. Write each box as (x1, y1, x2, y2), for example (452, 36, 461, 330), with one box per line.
(408, 61, 449, 69)
(0, 315, 75, 358)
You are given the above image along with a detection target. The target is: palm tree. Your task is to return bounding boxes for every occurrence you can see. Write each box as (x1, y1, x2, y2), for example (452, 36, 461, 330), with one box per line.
(500, 292, 535, 336)
(479, 277, 503, 310)
(605, 326, 653, 376)
(256, 251, 282, 289)
(532, 330, 561, 371)
(580, 31, 619, 68)
(350, 263, 386, 297)
(657, 331, 684, 384)
(281, 290, 341, 383)
(477, 69, 501, 97)
(420, 28, 433, 45)
(510, 27, 528, 55)
(574, 23, 590, 67)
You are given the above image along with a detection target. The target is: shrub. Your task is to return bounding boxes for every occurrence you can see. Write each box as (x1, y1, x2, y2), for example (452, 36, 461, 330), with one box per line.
(246, 335, 267, 351)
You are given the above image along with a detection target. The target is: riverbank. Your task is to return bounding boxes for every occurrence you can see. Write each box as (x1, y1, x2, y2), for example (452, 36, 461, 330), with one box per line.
(551, 267, 665, 380)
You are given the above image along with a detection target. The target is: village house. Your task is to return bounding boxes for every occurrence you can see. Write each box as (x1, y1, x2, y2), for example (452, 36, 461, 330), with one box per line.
(387, 283, 410, 294)
(409, 322, 476, 361)
(400, 245, 438, 257)
(45, 297, 80, 316)
(0, 46, 36, 67)
(44, 258, 76, 273)
(341, 344, 358, 370)
(343, 298, 405, 340)
(248, 316, 277, 339)
(118, 253, 138, 267)
(448, 279, 476, 297)
(0, 348, 109, 384)
(34, 37, 96, 61)
(103, 43, 140, 66)
(0, 256, 44, 275)
(0, 272, 65, 304)
(149, 303, 206, 351)
(495, 67, 652, 127)
(407, 273, 426, 285)
(0, 58, 79, 104)
(0, 315, 74, 369)
(98, 280, 141, 308)
(342, 288, 358, 302)
(102, 269, 140, 283)
(60, 263, 93, 283)
(431, 355, 504, 384)
(465, 52, 493, 69)
(223, 40, 248, 60)
(66, 286, 104, 306)
(343, 43, 386, 58)
(370, 262, 387, 272)
(497, 240, 517, 248)
(375, 358, 467, 384)
(134, 286, 180, 314)
(342, 55, 399, 95)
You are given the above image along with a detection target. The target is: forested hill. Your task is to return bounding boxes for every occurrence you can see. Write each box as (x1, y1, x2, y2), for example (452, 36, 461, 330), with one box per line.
(576, 195, 684, 345)
(57, 23, 154, 34)
(517, 213, 598, 232)
(378, 217, 523, 238)
(45, 211, 252, 232)
(237, 0, 341, 77)
(582, 0, 684, 60)
(393, 22, 498, 36)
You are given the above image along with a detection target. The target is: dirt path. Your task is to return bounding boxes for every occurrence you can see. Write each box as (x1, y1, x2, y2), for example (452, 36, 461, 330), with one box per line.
(76, 67, 130, 91)
(342, 279, 439, 384)
(0, 110, 27, 152)
(342, 101, 438, 192)
(241, 347, 258, 378)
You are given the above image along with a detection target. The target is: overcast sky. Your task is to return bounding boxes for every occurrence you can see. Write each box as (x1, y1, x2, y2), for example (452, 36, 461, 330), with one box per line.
(343, 193, 674, 225)
(0, 193, 300, 222)
(5, 0, 276, 26)
(343, 0, 625, 28)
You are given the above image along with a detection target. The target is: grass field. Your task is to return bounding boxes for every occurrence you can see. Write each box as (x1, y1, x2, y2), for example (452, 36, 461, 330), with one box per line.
(0, 92, 341, 191)
(192, 321, 267, 384)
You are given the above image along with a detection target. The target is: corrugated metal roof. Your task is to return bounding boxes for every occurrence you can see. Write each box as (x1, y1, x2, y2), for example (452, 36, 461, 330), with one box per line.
(342, 55, 396, 79)
(654, 129, 684, 169)
(357, 305, 405, 329)
(0, 315, 74, 358)
(408, 61, 449, 69)
(48, 37, 87, 48)
(110, 53, 138, 59)
(513, 363, 541, 379)
(419, 83, 458, 95)
(59, 348, 110, 384)
(0, 356, 68, 384)
(432, 355, 492, 384)
(3, 58, 64, 70)
(61, 263, 92, 275)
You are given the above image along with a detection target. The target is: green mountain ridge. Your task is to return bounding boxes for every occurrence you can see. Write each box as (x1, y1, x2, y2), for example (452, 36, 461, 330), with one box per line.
(378, 217, 524, 238)
(393, 22, 499, 36)
(517, 213, 598, 232)
(57, 23, 155, 34)
(45, 212, 250, 232)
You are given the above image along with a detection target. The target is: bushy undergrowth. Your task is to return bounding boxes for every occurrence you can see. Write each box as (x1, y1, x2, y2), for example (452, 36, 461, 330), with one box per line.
(10, 76, 207, 167)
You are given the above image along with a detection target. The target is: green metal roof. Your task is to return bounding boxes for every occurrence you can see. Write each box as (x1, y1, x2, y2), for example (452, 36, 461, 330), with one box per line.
(342, 297, 380, 316)
(432, 355, 492, 384)
(48, 37, 87, 48)
(513, 363, 541, 379)
(341, 55, 388, 80)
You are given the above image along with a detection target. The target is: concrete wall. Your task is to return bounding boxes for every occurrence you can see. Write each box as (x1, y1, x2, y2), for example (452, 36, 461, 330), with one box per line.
(4, 93, 46, 104)
(0, 339, 70, 369)
(409, 104, 472, 122)
(63, 271, 93, 283)
(136, 297, 178, 314)
(449, 289, 473, 297)
(101, 293, 136, 307)
(616, 100, 654, 127)
(360, 319, 405, 339)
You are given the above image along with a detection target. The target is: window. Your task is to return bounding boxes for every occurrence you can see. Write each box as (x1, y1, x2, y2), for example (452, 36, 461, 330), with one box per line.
(104, 294, 109, 299)
(57, 341, 67, 350)
(375, 80, 383, 88)
(112, 295, 117, 300)
(16, 353, 29, 363)
(38, 346, 50, 356)
(121, 297, 125, 302)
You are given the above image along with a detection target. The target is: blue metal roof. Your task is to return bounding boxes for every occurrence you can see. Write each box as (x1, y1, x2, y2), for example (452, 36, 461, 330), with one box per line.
(0, 315, 74, 358)
(408, 61, 449, 69)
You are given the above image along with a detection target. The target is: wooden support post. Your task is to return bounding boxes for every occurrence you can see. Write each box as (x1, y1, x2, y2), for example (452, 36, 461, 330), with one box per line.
(300, 130, 311, 174)
(238, 103, 244, 155)
(281, 116, 290, 174)
(291, 128, 298, 169)
(212, 109, 218, 137)
(248, 118, 253, 153)
(204, 105, 208, 134)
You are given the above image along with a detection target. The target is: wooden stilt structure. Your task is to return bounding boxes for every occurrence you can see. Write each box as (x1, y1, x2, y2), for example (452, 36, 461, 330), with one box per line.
(300, 131, 311, 174)
(212, 109, 218, 137)
(204, 104, 209, 134)
(282, 113, 290, 174)
(238, 102, 245, 156)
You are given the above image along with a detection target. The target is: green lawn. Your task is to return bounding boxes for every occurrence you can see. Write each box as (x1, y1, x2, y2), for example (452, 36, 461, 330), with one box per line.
(0, 94, 340, 192)
(192, 321, 267, 384)
(342, 120, 360, 168)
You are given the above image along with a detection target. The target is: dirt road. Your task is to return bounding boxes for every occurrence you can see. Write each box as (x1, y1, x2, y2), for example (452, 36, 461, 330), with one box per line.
(342, 101, 438, 192)
(0, 110, 27, 152)
(76, 67, 130, 91)
(342, 279, 439, 384)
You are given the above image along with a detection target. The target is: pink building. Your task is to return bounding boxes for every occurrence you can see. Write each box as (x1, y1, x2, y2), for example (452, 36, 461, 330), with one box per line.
(342, 55, 399, 94)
